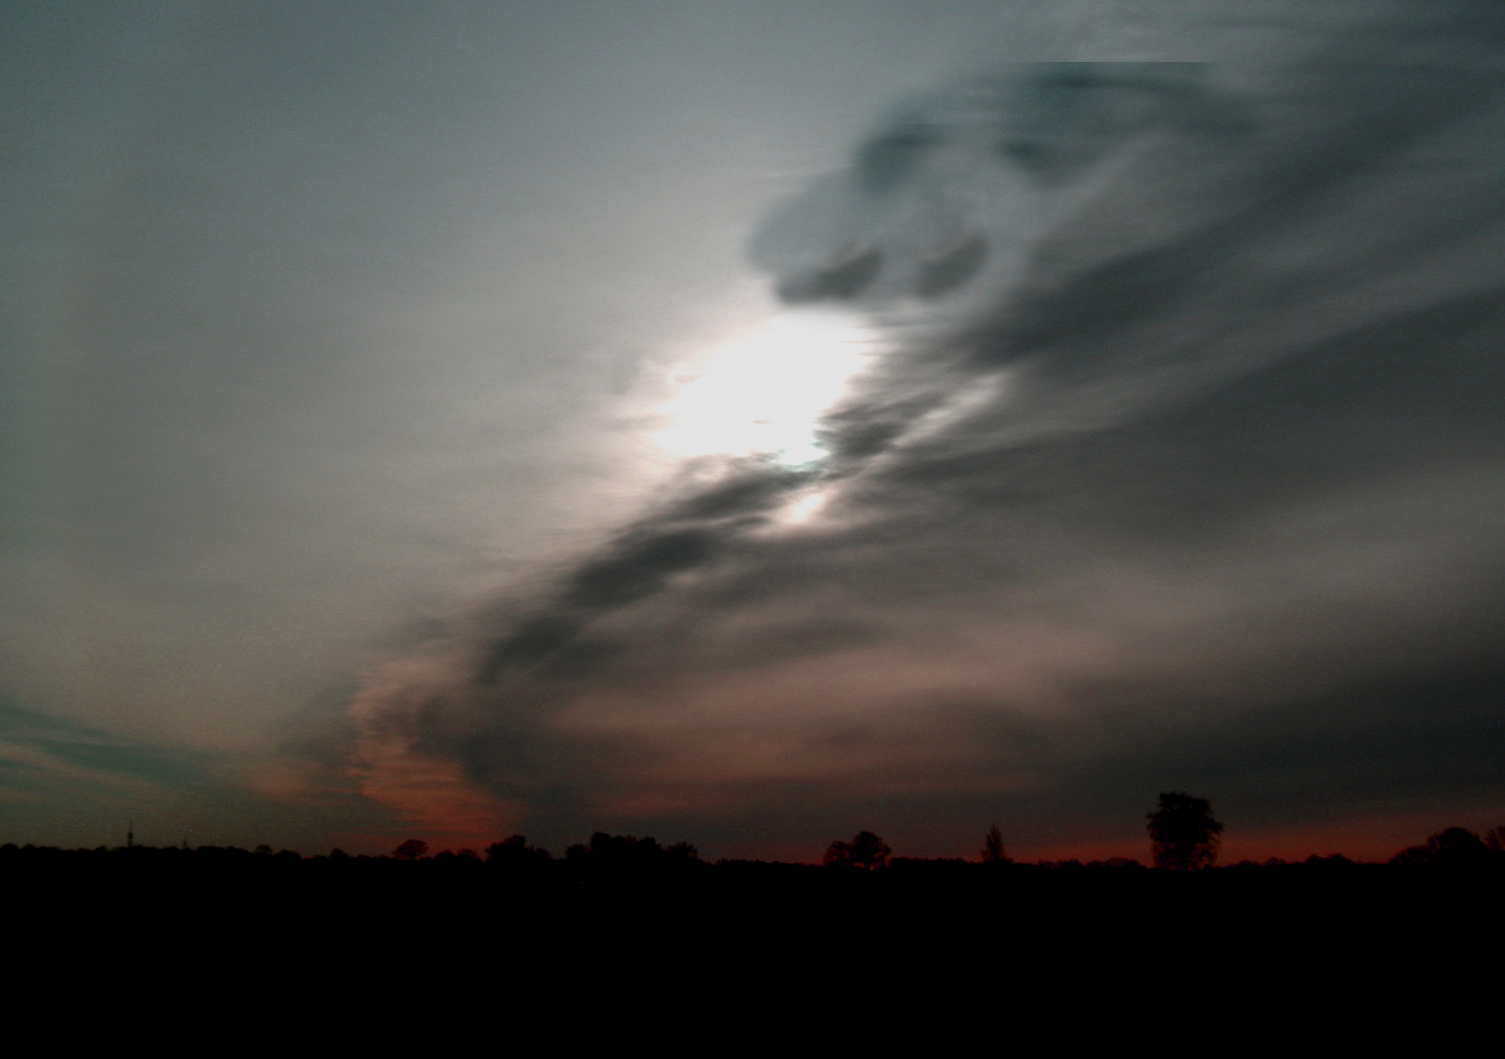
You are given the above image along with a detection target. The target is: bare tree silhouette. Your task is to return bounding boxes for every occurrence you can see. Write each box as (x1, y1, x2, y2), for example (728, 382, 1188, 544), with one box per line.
(981, 824, 1006, 864)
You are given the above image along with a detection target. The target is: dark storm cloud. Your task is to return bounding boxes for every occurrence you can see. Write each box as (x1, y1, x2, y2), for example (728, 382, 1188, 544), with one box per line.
(474, 462, 813, 682)
(348, 6, 1505, 853)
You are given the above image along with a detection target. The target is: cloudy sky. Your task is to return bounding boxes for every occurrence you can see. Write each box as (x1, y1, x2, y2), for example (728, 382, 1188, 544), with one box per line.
(4, 0, 1503, 859)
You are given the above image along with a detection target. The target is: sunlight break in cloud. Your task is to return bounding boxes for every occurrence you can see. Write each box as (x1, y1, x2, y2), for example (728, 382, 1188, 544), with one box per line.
(654, 309, 882, 467)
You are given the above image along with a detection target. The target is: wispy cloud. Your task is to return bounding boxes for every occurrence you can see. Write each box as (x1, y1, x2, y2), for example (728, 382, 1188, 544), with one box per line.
(0, 698, 393, 850)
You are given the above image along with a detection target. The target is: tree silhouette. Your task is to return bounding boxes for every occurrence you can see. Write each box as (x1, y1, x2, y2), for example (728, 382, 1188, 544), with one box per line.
(850, 831, 890, 870)
(486, 835, 529, 862)
(825, 831, 890, 869)
(1425, 827, 1487, 859)
(823, 839, 853, 867)
(981, 824, 1006, 864)
(1146, 792, 1223, 870)
(394, 839, 429, 861)
(1392, 827, 1492, 866)
(587, 831, 665, 867)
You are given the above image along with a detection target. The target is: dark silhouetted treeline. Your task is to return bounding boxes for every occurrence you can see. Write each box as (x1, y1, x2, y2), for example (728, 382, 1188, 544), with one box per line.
(5, 823, 1502, 889)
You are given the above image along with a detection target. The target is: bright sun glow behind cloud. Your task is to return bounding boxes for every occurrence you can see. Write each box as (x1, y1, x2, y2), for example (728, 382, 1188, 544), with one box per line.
(655, 310, 882, 467)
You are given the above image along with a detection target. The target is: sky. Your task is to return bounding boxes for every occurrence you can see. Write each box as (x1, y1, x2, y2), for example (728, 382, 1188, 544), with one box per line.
(3, 0, 1504, 860)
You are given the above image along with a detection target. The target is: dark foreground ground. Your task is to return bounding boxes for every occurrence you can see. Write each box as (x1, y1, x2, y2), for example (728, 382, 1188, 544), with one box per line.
(6, 839, 1496, 1018)
(7, 837, 1499, 935)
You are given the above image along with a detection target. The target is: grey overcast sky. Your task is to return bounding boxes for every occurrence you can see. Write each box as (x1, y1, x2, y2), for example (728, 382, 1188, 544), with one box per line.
(4, 1, 1503, 859)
